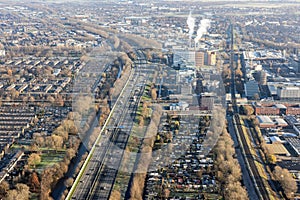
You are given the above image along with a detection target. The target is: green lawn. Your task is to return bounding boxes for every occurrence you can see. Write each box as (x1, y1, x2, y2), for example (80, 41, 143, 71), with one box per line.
(36, 151, 66, 172)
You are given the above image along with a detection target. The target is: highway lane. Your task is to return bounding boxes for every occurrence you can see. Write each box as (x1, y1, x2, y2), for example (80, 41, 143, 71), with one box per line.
(86, 64, 148, 200)
(71, 71, 139, 199)
(70, 57, 149, 199)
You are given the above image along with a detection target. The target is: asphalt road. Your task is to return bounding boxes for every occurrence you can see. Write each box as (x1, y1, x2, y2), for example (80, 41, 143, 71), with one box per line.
(70, 58, 149, 200)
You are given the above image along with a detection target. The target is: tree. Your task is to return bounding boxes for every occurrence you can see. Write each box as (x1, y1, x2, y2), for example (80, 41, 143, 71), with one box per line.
(141, 102, 149, 118)
(28, 153, 41, 169)
(7, 68, 12, 76)
(22, 96, 28, 104)
(0, 181, 9, 199)
(28, 172, 40, 192)
(53, 128, 68, 142)
(224, 182, 248, 200)
(29, 96, 35, 103)
(110, 190, 121, 200)
(273, 166, 297, 199)
(6, 190, 18, 200)
(253, 93, 260, 100)
(112, 35, 120, 49)
(242, 105, 254, 116)
(214, 127, 249, 200)
(51, 135, 64, 150)
(10, 88, 19, 100)
(47, 95, 55, 104)
(197, 169, 203, 178)
(64, 178, 74, 188)
(40, 168, 54, 200)
(235, 68, 243, 78)
(29, 144, 39, 152)
(7, 184, 30, 200)
(268, 154, 277, 164)
(151, 88, 157, 100)
(55, 94, 64, 106)
(16, 184, 30, 200)
(35, 136, 45, 147)
(252, 118, 260, 126)
(162, 188, 170, 198)
(66, 148, 76, 160)
(138, 116, 144, 127)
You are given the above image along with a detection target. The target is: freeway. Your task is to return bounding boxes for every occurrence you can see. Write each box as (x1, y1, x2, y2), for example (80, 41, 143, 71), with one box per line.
(68, 56, 149, 200)
(86, 69, 146, 200)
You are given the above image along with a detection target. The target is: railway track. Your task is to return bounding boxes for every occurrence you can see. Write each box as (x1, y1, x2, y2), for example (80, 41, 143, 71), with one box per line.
(229, 23, 270, 200)
(234, 114, 270, 200)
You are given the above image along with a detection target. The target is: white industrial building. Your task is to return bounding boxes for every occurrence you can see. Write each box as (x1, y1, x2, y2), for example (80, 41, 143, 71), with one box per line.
(277, 86, 300, 100)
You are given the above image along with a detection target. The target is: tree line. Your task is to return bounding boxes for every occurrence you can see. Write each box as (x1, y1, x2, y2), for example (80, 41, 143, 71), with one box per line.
(129, 105, 163, 200)
(214, 128, 249, 200)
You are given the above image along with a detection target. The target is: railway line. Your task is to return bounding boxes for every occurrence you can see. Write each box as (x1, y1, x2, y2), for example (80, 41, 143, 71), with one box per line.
(229, 24, 270, 200)
(233, 112, 270, 200)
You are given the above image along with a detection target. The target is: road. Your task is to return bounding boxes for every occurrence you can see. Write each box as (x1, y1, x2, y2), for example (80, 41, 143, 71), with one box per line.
(86, 68, 146, 200)
(68, 54, 149, 200)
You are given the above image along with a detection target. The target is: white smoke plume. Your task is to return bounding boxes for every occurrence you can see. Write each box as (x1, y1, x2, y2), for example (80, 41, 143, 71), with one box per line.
(186, 11, 195, 47)
(194, 19, 210, 46)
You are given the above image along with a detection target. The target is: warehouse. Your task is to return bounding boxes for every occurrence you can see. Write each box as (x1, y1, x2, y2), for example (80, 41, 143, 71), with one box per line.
(257, 115, 275, 128)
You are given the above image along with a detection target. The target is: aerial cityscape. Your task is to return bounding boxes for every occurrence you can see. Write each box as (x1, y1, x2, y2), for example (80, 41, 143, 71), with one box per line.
(0, 0, 299, 200)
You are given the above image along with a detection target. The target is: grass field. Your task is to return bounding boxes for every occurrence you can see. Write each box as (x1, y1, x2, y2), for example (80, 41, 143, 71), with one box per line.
(36, 151, 66, 172)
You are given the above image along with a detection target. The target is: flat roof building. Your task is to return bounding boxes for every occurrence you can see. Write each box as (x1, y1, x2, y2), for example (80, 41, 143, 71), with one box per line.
(257, 115, 275, 128)
(277, 86, 300, 100)
(286, 137, 300, 156)
(274, 118, 288, 127)
(266, 143, 290, 156)
(244, 80, 259, 99)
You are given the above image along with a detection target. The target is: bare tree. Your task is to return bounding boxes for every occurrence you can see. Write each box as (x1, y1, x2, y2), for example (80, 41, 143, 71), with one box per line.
(28, 172, 40, 192)
(273, 166, 297, 199)
(150, 88, 157, 100)
(28, 153, 41, 169)
(7, 184, 30, 200)
(0, 181, 9, 199)
(110, 190, 121, 200)
(64, 178, 74, 188)
(214, 127, 248, 199)
(242, 105, 254, 116)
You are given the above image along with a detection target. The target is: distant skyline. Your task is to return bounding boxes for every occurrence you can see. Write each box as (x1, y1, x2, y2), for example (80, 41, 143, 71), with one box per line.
(0, 0, 300, 2)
